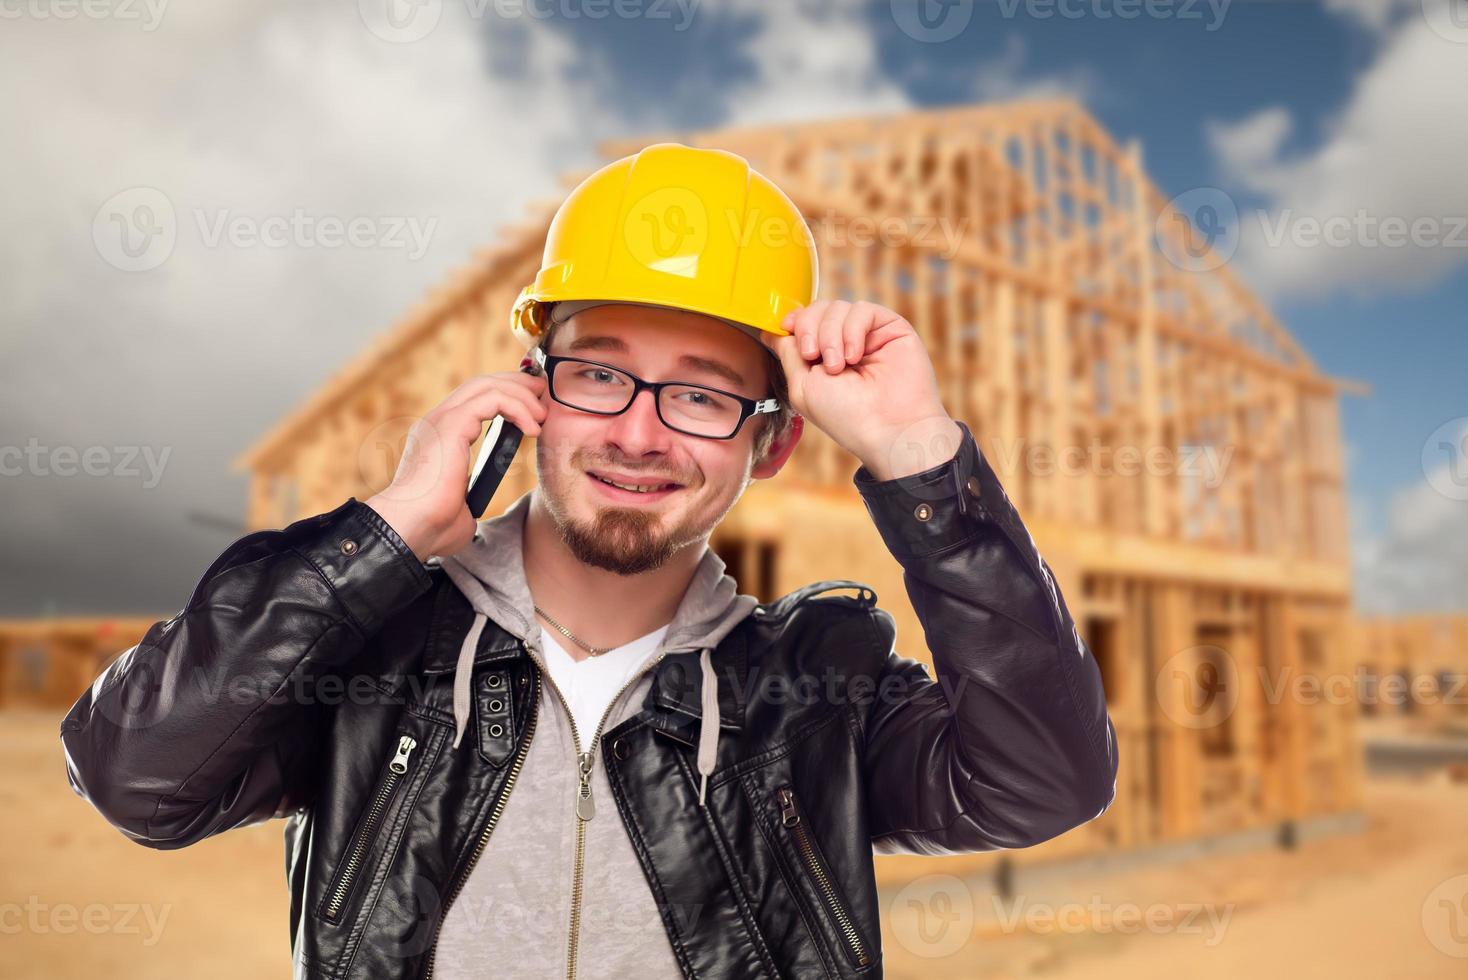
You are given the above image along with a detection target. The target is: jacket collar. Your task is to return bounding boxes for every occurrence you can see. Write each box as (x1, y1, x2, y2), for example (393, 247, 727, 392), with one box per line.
(418, 574, 749, 734)
(420, 575, 523, 673)
(418, 486, 757, 737)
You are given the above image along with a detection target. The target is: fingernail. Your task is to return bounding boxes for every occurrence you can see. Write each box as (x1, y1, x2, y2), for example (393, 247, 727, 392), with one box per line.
(824, 347, 840, 369)
(801, 337, 817, 358)
(844, 343, 857, 361)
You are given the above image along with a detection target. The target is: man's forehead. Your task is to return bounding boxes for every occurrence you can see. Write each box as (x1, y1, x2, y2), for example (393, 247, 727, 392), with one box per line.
(563, 302, 723, 334)
(555, 309, 768, 381)
(555, 301, 778, 362)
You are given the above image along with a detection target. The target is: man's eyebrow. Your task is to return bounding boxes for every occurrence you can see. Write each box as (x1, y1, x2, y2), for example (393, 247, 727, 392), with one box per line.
(564, 335, 746, 389)
(565, 335, 629, 354)
(677, 355, 744, 389)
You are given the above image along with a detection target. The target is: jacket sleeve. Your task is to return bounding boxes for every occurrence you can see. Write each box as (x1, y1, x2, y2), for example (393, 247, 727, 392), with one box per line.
(59, 497, 434, 850)
(852, 421, 1118, 855)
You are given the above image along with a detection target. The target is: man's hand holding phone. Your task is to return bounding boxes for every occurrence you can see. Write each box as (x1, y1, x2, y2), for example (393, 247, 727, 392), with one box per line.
(364, 368, 547, 563)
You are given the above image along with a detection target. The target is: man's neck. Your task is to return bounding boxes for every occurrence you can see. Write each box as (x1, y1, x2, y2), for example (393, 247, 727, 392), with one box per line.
(521, 492, 701, 661)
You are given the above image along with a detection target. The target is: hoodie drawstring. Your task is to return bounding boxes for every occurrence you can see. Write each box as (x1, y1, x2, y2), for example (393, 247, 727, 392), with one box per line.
(454, 620, 720, 805)
(436, 497, 755, 811)
(696, 648, 718, 807)
(452, 610, 488, 750)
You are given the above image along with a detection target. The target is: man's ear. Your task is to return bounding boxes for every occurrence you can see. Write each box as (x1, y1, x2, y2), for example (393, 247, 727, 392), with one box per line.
(752, 415, 802, 479)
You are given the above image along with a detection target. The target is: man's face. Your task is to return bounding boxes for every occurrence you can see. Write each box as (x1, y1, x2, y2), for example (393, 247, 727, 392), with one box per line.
(534, 304, 783, 575)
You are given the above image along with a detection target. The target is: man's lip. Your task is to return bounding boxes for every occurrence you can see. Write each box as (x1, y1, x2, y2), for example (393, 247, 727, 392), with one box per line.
(586, 469, 683, 489)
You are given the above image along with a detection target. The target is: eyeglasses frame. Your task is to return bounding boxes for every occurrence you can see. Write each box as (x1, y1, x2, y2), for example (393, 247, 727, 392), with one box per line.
(529, 345, 780, 441)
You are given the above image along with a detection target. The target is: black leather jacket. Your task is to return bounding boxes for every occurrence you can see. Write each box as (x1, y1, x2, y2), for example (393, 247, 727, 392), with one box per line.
(60, 423, 1118, 978)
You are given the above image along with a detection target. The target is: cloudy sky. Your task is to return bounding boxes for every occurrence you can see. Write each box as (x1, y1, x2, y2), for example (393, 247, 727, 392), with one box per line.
(2, 0, 1463, 617)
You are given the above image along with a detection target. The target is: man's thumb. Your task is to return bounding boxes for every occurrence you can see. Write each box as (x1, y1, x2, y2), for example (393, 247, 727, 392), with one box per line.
(761, 331, 806, 387)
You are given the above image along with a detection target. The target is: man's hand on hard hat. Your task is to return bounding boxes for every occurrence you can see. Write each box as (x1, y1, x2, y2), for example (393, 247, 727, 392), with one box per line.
(761, 300, 963, 482)
(364, 369, 549, 562)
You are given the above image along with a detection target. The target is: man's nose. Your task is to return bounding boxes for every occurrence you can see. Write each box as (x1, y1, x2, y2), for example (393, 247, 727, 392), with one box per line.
(604, 388, 672, 456)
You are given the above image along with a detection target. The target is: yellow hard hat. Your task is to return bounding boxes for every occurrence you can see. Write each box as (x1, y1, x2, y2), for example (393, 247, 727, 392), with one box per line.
(509, 142, 819, 349)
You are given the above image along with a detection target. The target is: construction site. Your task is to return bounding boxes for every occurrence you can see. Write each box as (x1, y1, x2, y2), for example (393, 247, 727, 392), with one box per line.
(8, 100, 1466, 978)
(231, 97, 1367, 868)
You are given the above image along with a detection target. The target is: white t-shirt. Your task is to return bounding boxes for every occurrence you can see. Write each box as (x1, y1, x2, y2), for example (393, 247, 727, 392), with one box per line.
(538, 622, 671, 745)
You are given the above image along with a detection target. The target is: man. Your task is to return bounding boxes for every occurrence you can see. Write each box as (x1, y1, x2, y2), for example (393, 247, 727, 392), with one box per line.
(61, 143, 1118, 979)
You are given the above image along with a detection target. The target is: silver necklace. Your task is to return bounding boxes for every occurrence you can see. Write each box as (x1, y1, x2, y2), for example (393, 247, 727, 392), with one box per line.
(534, 604, 614, 657)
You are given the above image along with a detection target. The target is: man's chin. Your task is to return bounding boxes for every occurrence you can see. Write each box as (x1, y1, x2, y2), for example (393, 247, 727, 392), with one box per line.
(558, 506, 681, 576)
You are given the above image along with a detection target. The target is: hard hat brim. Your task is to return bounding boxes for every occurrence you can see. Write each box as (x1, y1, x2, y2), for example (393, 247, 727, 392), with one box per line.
(541, 299, 782, 359)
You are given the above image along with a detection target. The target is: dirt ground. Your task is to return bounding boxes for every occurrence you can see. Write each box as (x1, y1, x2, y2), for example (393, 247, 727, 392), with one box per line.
(881, 771, 1468, 978)
(8, 708, 1467, 979)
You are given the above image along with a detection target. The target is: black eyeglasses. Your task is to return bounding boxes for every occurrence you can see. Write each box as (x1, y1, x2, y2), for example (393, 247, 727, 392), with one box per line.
(530, 346, 779, 440)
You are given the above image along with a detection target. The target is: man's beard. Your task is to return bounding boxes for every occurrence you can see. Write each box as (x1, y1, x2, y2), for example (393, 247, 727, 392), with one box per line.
(538, 445, 710, 575)
(556, 507, 685, 575)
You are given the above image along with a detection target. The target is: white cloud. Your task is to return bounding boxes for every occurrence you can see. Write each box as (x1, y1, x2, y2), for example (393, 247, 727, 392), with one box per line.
(0, 3, 625, 612)
(1322, 0, 1416, 33)
(716, 1, 911, 126)
(1353, 420, 1468, 614)
(971, 35, 1099, 105)
(1, 3, 613, 431)
(0, 1, 1103, 614)
(709, 10, 1095, 131)
(1207, 11, 1468, 299)
(1206, 106, 1292, 193)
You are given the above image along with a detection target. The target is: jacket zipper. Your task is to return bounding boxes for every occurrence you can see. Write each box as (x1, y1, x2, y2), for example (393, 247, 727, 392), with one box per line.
(323, 733, 419, 921)
(420, 639, 670, 980)
(422, 669, 540, 980)
(775, 785, 871, 969)
(536, 640, 671, 980)
(502, 630, 669, 974)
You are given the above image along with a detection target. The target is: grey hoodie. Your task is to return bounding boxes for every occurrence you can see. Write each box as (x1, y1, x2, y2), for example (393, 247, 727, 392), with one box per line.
(430, 491, 757, 979)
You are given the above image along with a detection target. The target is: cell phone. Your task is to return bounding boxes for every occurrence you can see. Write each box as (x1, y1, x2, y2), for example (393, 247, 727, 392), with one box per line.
(465, 356, 540, 519)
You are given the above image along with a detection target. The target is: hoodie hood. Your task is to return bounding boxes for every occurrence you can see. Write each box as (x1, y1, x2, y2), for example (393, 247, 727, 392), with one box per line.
(435, 491, 758, 804)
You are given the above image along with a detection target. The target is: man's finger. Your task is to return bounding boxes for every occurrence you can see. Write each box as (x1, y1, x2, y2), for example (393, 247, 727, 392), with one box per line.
(761, 331, 809, 397)
(790, 301, 828, 360)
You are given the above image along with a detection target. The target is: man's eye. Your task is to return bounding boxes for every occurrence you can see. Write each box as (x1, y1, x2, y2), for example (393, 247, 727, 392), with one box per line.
(580, 369, 622, 385)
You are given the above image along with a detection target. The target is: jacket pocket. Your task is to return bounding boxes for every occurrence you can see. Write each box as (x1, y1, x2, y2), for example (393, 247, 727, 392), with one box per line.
(318, 732, 422, 923)
(772, 783, 873, 971)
